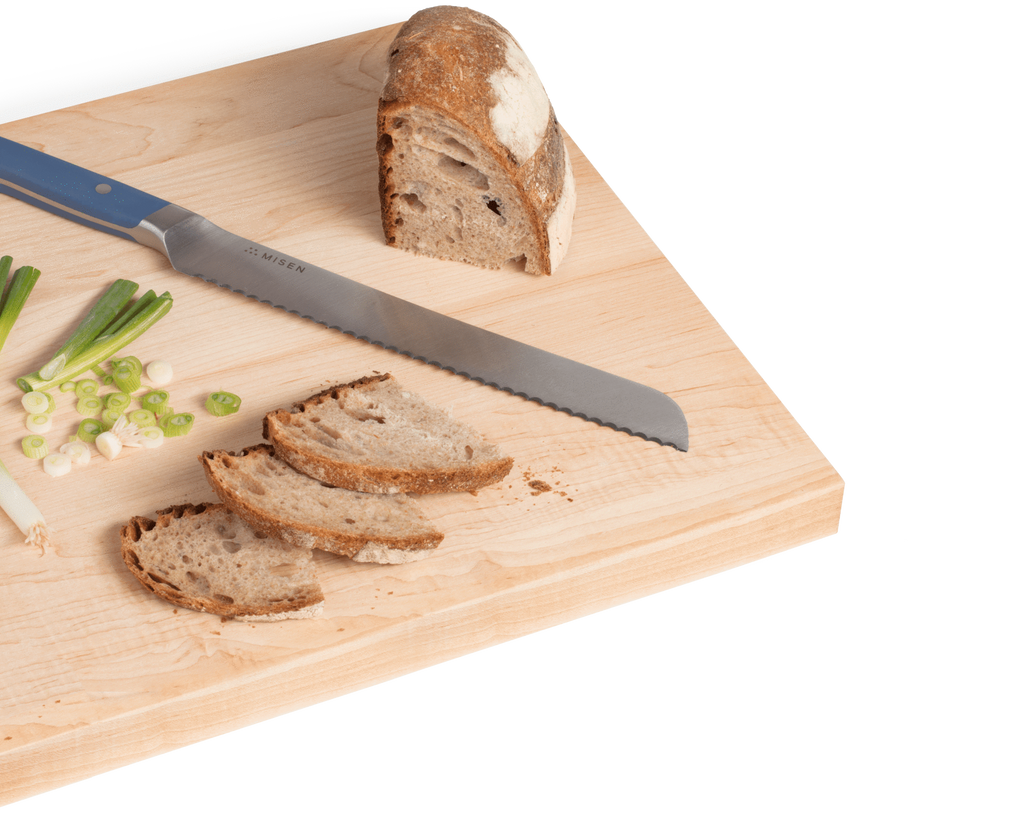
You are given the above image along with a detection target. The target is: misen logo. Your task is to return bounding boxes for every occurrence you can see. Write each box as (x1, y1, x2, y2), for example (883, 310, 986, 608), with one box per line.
(244, 246, 306, 273)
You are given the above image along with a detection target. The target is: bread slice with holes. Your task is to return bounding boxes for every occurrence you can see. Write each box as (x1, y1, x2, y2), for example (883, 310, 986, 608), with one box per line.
(120, 502, 324, 621)
(263, 373, 513, 495)
(200, 444, 444, 563)
(377, 5, 576, 276)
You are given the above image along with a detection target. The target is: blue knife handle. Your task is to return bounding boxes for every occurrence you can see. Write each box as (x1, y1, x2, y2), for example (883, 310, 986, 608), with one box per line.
(0, 136, 169, 242)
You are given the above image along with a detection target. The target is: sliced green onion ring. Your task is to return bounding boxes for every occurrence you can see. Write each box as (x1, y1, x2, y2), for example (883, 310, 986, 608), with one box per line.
(112, 362, 142, 393)
(25, 413, 52, 434)
(104, 391, 132, 414)
(77, 418, 104, 443)
(127, 408, 156, 427)
(140, 389, 172, 416)
(206, 390, 242, 417)
(60, 440, 92, 465)
(21, 391, 52, 415)
(74, 379, 100, 398)
(43, 453, 73, 477)
(22, 435, 48, 459)
(146, 359, 173, 386)
(76, 395, 103, 416)
(59, 380, 78, 393)
(159, 412, 194, 437)
(138, 426, 164, 448)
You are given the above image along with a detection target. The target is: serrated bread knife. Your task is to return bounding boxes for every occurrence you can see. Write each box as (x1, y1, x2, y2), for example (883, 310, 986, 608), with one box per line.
(0, 136, 687, 451)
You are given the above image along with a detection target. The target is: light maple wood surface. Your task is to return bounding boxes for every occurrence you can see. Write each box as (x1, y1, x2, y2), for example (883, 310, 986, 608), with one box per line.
(0, 22, 842, 804)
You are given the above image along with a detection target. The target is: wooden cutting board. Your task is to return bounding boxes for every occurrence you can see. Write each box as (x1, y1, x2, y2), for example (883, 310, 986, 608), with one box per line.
(0, 22, 843, 805)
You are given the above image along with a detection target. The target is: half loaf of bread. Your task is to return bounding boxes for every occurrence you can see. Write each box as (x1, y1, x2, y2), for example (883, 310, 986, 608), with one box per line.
(121, 502, 324, 621)
(263, 373, 513, 494)
(377, 5, 575, 276)
(200, 444, 444, 563)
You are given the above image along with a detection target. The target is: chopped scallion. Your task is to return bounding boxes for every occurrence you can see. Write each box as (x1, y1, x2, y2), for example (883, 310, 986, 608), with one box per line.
(43, 453, 73, 478)
(104, 391, 132, 414)
(206, 391, 242, 417)
(146, 359, 173, 386)
(138, 426, 165, 448)
(74, 379, 100, 398)
(95, 431, 123, 461)
(60, 440, 92, 466)
(22, 435, 48, 459)
(25, 413, 52, 434)
(140, 389, 173, 416)
(128, 408, 157, 427)
(22, 391, 53, 415)
(77, 418, 104, 443)
(158, 412, 194, 437)
(76, 395, 103, 416)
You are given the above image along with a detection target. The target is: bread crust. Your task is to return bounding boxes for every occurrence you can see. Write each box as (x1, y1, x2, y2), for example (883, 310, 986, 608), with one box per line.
(263, 373, 514, 495)
(120, 502, 324, 621)
(377, 5, 574, 275)
(200, 444, 444, 558)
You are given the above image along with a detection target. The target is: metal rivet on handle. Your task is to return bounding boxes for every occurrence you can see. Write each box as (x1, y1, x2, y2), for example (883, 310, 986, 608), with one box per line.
(95, 183, 112, 194)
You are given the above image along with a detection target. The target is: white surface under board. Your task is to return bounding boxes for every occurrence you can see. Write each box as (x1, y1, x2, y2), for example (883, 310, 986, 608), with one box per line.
(0, 6, 421, 124)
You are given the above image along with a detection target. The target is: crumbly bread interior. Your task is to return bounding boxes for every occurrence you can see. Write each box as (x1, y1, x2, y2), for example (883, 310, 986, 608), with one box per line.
(381, 108, 537, 274)
(201, 444, 443, 559)
(121, 503, 324, 620)
(264, 374, 513, 494)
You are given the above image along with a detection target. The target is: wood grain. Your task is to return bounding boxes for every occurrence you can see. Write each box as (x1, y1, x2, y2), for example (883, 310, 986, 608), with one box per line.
(0, 22, 843, 804)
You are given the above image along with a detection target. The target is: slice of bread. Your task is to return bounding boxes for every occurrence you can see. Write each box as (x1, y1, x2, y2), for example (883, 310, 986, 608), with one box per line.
(377, 5, 575, 276)
(263, 373, 513, 495)
(200, 444, 444, 563)
(120, 502, 324, 621)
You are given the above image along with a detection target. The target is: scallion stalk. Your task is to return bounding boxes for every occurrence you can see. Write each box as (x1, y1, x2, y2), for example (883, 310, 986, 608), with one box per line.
(0, 456, 49, 553)
(0, 263, 42, 356)
(0, 253, 48, 550)
(37, 279, 138, 381)
(18, 291, 173, 393)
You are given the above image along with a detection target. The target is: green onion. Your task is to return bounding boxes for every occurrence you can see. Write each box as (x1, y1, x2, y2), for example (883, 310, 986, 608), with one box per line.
(0, 261, 42, 357)
(22, 391, 53, 415)
(0, 456, 48, 553)
(37, 278, 139, 381)
(25, 413, 52, 434)
(74, 379, 100, 398)
(146, 359, 173, 386)
(100, 408, 124, 429)
(140, 389, 173, 416)
(77, 418, 104, 443)
(95, 431, 123, 461)
(159, 412, 194, 437)
(18, 289, 173, 393)
(43, 453, 73, 478)
(104, 391, 132, 414)
(60, 440, 92, 466)
(0, 255, 48, 551)
(76, 395, 103, 416)
(59, 380, 78, 393)
(112, 362, 142, 393)
(22, 435, 48, 459)
(206, 391, 241, 417)
(138, 426, 164, 448)
(127, 408, 157, 427)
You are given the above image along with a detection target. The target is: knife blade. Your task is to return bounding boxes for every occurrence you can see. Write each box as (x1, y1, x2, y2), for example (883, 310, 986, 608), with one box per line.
(0, 136, 688, 451)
